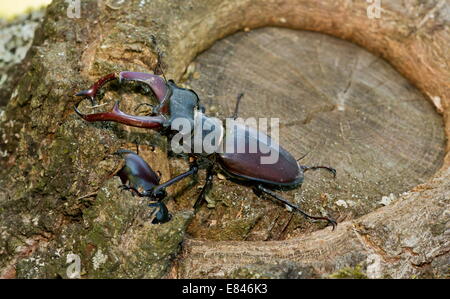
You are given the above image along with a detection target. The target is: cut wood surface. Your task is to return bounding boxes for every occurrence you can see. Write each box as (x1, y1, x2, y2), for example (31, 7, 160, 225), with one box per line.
(183, 27, 445, 241)
(0, 0, 448, 279)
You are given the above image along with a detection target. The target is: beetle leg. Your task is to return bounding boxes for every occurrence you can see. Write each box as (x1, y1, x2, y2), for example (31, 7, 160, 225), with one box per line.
(255, 185, 337, 230)
(119, 184, 151, 198)
(118, 184, 143, 197)
(74, 100, 167, 129)
(148, 201, 171, 224)
(118, 183, 163, 200)
(193, 167, 215, 209)
(151, 163, 199, 197)
(118, 184, 132, 191)
(301, 165, 336, 178)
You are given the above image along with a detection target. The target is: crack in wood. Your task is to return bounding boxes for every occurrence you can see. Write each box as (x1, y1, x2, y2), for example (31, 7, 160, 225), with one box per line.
(352, 223, 401, 263)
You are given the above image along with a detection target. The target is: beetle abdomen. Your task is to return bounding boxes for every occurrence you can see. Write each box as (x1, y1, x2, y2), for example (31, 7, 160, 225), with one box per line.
(116, 150, 160, 191)
(218, 123, 303, 186)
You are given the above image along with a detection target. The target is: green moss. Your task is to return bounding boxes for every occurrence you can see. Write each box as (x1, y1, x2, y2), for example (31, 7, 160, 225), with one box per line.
(6, 236, 26, 255)
(329, 264, 368, 279)
(13, 177, 192, 278)
(231, 267, 270, 279)
(430, 222, 446, 237)
(230, 261, 319, 279)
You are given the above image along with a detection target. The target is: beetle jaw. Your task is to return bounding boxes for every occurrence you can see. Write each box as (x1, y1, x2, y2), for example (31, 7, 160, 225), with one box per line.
(118, 71, 169, 102)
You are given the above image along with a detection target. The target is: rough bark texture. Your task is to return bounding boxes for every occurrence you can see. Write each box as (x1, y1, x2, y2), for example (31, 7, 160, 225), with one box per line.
(0, 0, 449, 279)
(0, 10, 45, 107)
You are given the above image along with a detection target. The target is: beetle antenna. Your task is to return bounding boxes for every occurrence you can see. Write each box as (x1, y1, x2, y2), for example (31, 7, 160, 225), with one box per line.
(232, 93, 244, 120)
(296, 147, 315, 161)
(296, 151, 311, 161)
(150, 35, 168, 83)
(156, 51, 168, 83)
(296, 141, 324, 161)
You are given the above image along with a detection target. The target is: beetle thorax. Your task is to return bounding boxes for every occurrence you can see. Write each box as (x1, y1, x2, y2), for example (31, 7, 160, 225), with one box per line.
(192, 110, 224, 155)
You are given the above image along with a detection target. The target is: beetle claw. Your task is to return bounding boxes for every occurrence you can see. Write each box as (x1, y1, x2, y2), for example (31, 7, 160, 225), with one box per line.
(73, 100, 166, 129)
(73, 103, 86, 119)
(75, 89, 97, 105)
(329, 168, 337, 178)
(75, 88, 94, 98)
(75, 73, 118, 105)
(118, 71, 168, 102)
(327, 217, 338, 231)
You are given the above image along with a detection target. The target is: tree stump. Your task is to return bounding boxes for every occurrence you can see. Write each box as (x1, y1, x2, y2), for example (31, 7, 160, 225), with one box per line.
(183, 27, 445, 241)
(0, 0, 448, 279)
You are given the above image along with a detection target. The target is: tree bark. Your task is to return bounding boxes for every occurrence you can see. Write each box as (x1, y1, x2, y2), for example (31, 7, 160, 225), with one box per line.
(0, 0, 448, 278)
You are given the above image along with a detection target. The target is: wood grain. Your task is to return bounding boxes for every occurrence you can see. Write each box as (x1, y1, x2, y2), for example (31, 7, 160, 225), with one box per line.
(182, 28, 445, 240)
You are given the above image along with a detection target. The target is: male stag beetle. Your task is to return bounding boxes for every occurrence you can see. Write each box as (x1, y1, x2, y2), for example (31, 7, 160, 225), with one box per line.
(74, 71, 338, 230)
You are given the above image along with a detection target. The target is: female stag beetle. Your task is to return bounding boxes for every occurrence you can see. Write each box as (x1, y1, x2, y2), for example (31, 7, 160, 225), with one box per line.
(115, 149, 171, 224)
(75, 71, 338, 230)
